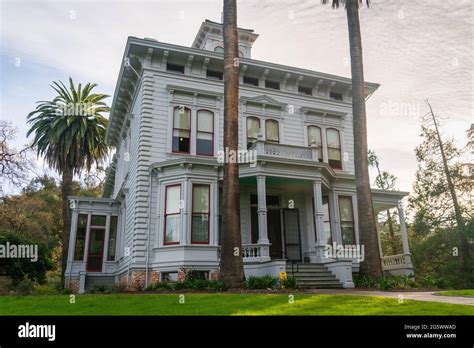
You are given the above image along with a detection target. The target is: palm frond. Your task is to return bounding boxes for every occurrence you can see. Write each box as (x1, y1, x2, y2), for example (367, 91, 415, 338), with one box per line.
(26, 78, 111, 175)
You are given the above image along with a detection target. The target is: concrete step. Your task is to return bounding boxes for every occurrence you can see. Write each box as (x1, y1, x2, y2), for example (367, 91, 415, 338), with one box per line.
(293, 276, 338, 282)
(286, 263, 344, 289)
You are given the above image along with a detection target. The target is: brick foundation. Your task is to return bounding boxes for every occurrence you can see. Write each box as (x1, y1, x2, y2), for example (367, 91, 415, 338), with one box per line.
(210, 270, 219, 281)
(66, 277, 80, 293)
(117, 270, 161, 291)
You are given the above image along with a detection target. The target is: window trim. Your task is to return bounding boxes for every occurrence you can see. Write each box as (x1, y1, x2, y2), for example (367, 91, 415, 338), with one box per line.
(172, 106, 191, 154)
(73, 213, 89, 261)
(326, 128, 342, 170)
(307, 125, 323, 162)
(338, 196, 356, 246)
(246, 116, 261, 147)
(265, 119, 280, 144)
(196, 109, 214, 156)
(163, 184, 182, 246)
(107, 215, 119, 261)
(190, 184, 211, 245)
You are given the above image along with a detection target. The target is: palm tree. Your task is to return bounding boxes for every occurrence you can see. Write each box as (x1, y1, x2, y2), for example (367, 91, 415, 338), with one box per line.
(27, 78, 110, 283)
(219, 0, 245, 288)
(322, 0, 383, 276)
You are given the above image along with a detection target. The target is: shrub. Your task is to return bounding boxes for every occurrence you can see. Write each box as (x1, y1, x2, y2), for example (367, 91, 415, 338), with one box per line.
(280, 276, 298, 289)
(146, 282, 172, 291)
(245, 275, 277, 290)
(353, 274, 418, 291)
(15, 277, 34, 295)
(0, 230, 53, 286)
(89, 284, 118, 294)
(33, 283, 59, 295)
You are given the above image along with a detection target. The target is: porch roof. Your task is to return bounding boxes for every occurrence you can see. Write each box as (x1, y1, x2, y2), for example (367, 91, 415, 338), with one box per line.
(371, 189, 409, 211)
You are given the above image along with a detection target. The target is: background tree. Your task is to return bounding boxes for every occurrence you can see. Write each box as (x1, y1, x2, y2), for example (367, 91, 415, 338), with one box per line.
(368, 150, 401, 255)
(322, 0, 382, 276)
(27, 78, 110, 283)
(409, 105, 472, 285)
(219, 0, 245, 288)
(0, 120, 32, 189)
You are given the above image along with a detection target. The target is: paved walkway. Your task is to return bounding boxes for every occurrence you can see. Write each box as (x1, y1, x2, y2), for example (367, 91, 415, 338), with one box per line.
(307, 289, 474, 306)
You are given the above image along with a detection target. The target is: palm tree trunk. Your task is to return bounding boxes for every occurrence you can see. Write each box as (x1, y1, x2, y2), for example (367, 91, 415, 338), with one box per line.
(61, 169, 73, 285)
(219, 0, 245, 289)
(346, 0, 383, 277)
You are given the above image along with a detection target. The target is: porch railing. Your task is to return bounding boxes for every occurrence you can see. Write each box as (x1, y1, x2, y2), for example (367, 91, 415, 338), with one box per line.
(250, 141, 318, 162)
(242, 244, 261, 261)
(382, 254, 411, 270)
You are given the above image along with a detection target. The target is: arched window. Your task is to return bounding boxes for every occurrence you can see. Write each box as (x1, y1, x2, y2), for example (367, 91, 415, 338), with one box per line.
(214, 46, 224, 54)
(196, 110, 214, 156)
(326, 128, 342, 169)
(265, 119, 279, 144)
(246, 117, 260, 149)
(172, 106, 191, 153)
(307, 126, 322, 162)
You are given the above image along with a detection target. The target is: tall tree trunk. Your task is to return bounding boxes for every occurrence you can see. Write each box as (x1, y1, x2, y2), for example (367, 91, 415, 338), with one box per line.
(61, 169, 73, 285)
(219, 0, 245, 288)
(385, 210, 398, 255)
(426, 101, 469, 268)
(346, 0, 383, 277)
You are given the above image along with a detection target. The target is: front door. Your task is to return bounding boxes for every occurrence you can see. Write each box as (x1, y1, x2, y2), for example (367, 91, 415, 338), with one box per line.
(87, 228, 105, 272)
(267, 209, 283, 259)
(283, 209, 302, 261)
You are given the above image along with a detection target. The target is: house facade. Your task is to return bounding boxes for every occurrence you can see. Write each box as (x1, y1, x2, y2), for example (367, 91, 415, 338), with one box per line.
(65, 20, 413, 293)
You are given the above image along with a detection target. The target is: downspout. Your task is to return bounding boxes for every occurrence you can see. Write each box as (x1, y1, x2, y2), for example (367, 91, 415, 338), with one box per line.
(145, 166, 155, 288)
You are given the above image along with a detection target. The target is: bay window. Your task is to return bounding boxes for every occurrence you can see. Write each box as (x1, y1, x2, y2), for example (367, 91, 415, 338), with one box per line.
(339, 196, 355, 245)
(307, 126, 323, 162)
(191, 184, 210, 244)
(107, 215, 118, 261)
(327, 128, 342, 169)
(196, 110, 214, 156)
(265, 119, 279, 143)
(164, 185, 181, 245)
(172, 106, 191, 153)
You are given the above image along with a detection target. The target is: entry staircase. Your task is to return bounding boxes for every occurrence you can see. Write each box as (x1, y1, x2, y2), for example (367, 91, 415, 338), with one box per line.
(286, 262, 343, 289)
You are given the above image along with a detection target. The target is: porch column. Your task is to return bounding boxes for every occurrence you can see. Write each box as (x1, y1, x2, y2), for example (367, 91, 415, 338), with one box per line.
(257, 175, 271, 261)
(312, 180, 330, 263)
(397, 201, 412, 264)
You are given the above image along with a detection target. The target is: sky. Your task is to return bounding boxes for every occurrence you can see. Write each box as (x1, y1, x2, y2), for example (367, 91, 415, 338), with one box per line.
(0, 0, 473, 194)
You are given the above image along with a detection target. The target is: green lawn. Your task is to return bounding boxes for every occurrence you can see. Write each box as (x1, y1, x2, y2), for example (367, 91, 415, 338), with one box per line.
(0, 294, 473, 315)
(436, 290, 474, 298)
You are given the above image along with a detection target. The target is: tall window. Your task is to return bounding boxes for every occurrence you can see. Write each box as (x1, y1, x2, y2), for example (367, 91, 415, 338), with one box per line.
(107, 216, 118, 261)
(164, 185, 181, 245)
(246, 117, 260, 149)
(265, 119, 279, 143)
(191, 184, 210, 244)
(196, 110, 214, 156)
(339, 196, 355, 245)
(172, 106, 191, 153)
(307, 126, 323, 162)
(326, 128, 342, 169)
(74, 214, 88, 261)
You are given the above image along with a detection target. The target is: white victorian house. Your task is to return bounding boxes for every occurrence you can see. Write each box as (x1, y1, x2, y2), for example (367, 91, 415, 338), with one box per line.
(65, 20, 413, 293)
